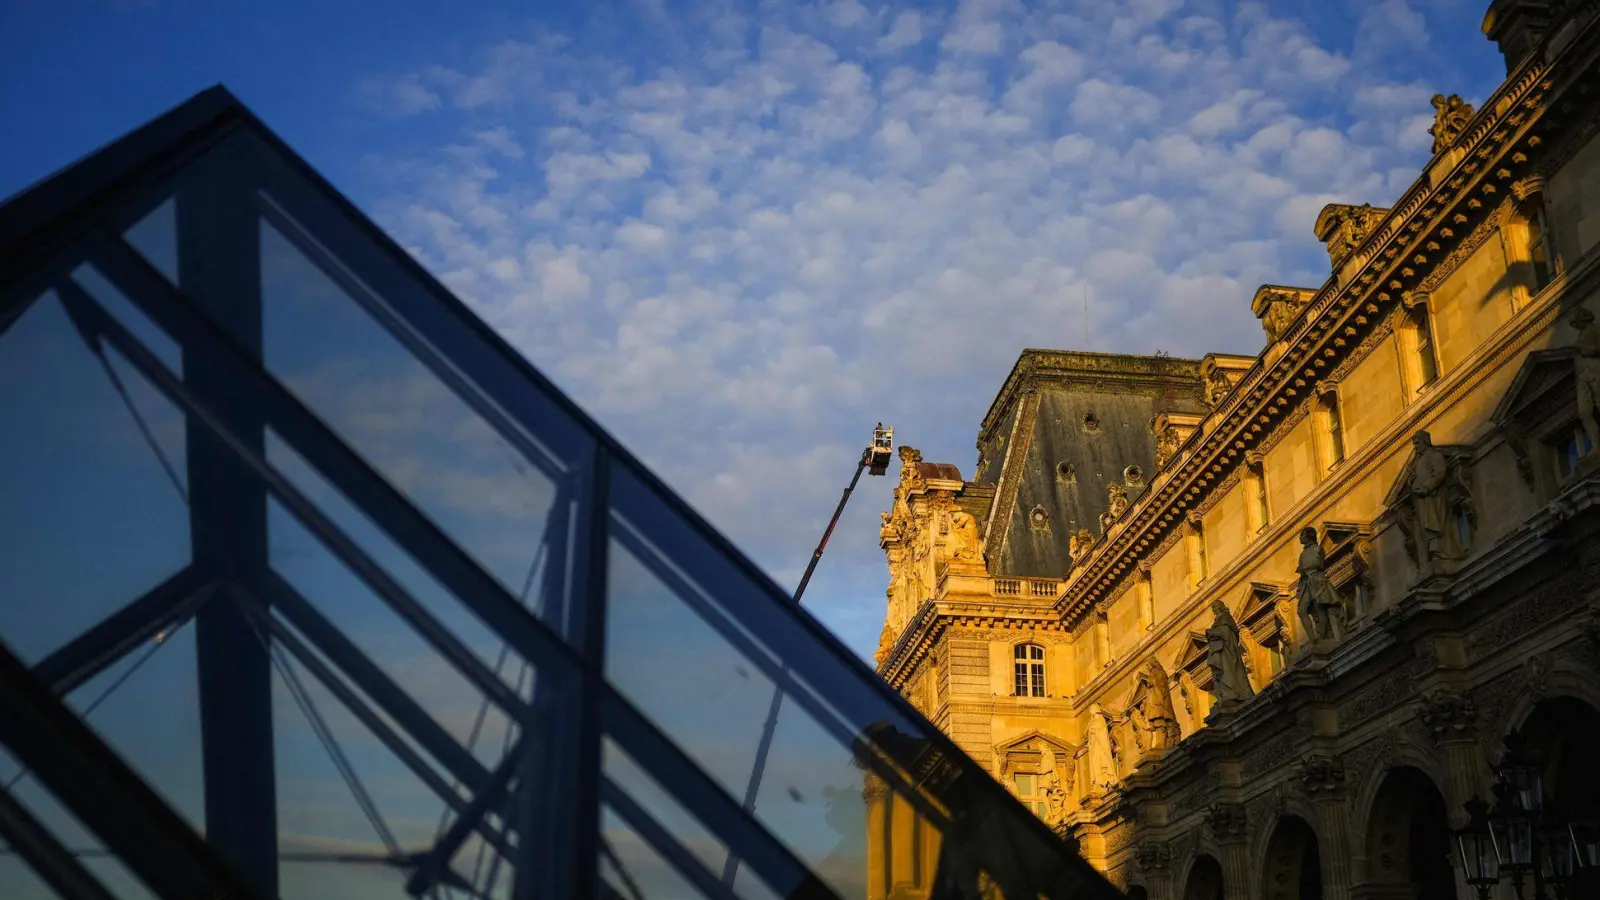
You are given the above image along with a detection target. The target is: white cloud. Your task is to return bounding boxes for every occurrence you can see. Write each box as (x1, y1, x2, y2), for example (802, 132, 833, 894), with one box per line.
(878, 11, 924, 52)
(361, 0, 1487, 661)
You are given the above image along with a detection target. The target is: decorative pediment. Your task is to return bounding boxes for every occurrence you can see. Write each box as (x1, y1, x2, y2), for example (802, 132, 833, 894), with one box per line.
(1492, 348, 1579, 434)
(1173, 631, 1212, 691)
(1250, 285, 1318, 344)
(996, 731, 1078, 784)
(1238, 582, 1291, 643)
(1320, 521, 1375, 595)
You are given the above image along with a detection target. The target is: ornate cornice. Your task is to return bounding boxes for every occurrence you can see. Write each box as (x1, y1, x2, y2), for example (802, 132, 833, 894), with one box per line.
(1055, 39, 1600, 627)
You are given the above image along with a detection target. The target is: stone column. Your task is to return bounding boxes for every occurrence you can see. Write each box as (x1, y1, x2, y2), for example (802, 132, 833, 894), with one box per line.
(1301, 755, 1353, 900)
(1135, 841, 1175, 900)
(864, 774, 890, 900)
(1207, 803, 1252, 900)
(1421, 690, 1484, 900)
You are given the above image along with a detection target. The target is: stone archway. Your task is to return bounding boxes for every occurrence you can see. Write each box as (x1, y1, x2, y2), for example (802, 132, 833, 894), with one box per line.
(1360, 767, 1453, 900)
(1517, 696, 1600, 817)
(1260, 815, 1322, 900)
(1181, 855, 1224, 900)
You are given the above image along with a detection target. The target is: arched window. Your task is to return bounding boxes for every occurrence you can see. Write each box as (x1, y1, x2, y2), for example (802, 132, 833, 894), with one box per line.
(1013, 643, 1046, 697)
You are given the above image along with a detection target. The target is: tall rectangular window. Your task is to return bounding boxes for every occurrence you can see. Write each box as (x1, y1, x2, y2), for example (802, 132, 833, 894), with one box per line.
(1254, 469, 1272, 529)
(1013, 774, 1049, 819)
(1415, 306, 1439, 387)
(1013, 644, 1046, 697)
(1326, 394, 1346, 465)
(1526, 201, 1554, 291)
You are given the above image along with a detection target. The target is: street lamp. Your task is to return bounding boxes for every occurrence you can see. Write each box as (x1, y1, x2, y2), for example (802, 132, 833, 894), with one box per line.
(1456, 795, 1502, 900)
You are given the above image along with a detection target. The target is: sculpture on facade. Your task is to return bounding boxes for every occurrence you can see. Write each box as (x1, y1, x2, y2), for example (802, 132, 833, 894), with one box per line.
(1036, 747, 1070, 825)
(874, 621, 897, 667)
(1402, 430, 1474, 570)
(1294, 526, 1346, 645)
(1084, 703, 1118, 793)
(1101, 482, 1130, 534)
(1572, 307, 1600, 454)
(946, 508, 983, 563)
(1124, 659, 1181, 762)
(1204, 600, 1255, 708)
(1154, 421, 1181, 469)
(1204, 369, 1232, 407)
(1068, 527, 1095, 563)
(1428, 93, 1475, 154)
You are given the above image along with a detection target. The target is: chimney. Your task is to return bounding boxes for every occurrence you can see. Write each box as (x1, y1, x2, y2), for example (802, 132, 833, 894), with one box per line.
(1482, 0, 1552, 73)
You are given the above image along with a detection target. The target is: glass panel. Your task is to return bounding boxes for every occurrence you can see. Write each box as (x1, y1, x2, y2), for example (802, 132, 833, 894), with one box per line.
(61, 623, 206, 834)
(271, 647, 451, 861)
(606, 460, 1118, 899)
(267, 433, 537, 721)
(259, 216, 578, 616)
(71, 263, 181, 377)
(122, 198, 179, 287)
(0, 290, 191, 663)
(601, 805, 710, 900)
(0, 750, 158, 900)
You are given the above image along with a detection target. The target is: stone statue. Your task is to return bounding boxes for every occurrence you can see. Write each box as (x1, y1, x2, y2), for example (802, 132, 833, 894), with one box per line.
(1205, 369, 1232, 406)
(1085, 703, 1118, 792)
(1128, 660, 1180, 754)
(874, 621, 897, 667)
(1037, 747, 1070, 824)
(1295, 526, 1346, 645)
(1154, 422, 1181, 469)
(1428, 93, 1475, 154)
(1204, 600, 1255, 706)
(1068, 528, 1094, 561)
(946, 509, 982, 562)
(1573, 307, 1600, 454)
(1107, 482, 1129, 517)
(1407, 431, 1460, 567)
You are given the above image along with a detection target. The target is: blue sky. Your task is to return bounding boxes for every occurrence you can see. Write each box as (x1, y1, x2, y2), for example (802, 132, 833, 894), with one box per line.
(1, 0, 1513, 894)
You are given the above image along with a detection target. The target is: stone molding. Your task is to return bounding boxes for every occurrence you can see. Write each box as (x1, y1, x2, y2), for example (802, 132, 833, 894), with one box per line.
(1053, 48, 1574, 623)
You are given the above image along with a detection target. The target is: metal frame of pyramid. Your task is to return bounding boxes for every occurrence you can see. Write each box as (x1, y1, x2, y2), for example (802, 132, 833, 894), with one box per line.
(0, 87, 1121, 900)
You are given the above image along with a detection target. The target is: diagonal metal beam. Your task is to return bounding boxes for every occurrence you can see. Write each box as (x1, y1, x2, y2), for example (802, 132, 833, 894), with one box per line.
(0, 637, 261, 900)
(403, 731, 527, 897)
(258, 571, 491, 790)
(32, 565, 213, 695)
(83, 232, 574, 703)
(601, 692, 838, 900)
(55, 268, 535, 722)
(0, 779, 117, 900)
(230, 586, 513, 862)
(602, 778, 740, 900)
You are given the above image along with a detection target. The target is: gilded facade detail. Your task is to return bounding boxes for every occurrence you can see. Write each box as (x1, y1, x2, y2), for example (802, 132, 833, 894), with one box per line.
(869, 7, 1600, 897)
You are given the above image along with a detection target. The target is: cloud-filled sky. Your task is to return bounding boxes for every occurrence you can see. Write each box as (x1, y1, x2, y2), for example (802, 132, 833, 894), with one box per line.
(1, 0, 1508, 667)
(0, 0, 1513, 893)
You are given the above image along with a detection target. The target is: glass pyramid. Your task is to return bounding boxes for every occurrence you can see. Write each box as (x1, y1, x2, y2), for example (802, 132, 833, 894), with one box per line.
(0, 87, 1122, 900)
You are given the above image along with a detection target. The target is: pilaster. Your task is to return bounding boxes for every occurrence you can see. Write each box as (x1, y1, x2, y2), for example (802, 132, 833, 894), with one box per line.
(1300, 755, 1352, 900)
(1206, 803, 1252, 900)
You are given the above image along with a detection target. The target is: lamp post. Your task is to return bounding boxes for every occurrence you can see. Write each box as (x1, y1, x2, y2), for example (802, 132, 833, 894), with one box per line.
(1454, 730, 1592, 900)
(1455, 795, 1501, 900)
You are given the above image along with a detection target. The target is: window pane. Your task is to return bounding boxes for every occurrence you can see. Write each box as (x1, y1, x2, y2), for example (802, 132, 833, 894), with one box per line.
(1014, 775, 1033, 797)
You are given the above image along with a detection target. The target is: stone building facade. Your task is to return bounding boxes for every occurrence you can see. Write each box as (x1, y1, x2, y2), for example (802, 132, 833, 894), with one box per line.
(871, 4, 1600, 899)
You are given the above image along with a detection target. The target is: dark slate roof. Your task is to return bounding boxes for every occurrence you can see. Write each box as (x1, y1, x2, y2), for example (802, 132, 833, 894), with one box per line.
(976, 350, 1208, 578)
